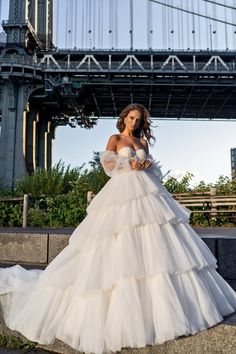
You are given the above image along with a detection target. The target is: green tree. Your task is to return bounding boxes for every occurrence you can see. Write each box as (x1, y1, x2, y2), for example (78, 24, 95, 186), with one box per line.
(12, 152, 110, 227)
(164, 172, 194, 193)
(213, 175, 236, 195)
(16, 161, 84, 197)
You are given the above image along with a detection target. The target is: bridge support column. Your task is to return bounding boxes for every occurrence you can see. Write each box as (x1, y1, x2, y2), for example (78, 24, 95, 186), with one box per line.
(0, 83, 27, 188)
(36, 115, 54, 170)
(29, 0, 38, 30)
(25, 110, 38, 174)
(37, 118, 48, 169)
(37, 0, 54, 49)
(46, 122, 55, 169)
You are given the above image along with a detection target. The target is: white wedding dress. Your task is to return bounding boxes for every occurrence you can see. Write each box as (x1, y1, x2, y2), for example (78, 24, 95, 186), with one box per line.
(0, 147, 236, 354)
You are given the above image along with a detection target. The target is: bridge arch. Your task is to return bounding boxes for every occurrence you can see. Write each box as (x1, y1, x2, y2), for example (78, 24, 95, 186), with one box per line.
(1, 45, 26, 56)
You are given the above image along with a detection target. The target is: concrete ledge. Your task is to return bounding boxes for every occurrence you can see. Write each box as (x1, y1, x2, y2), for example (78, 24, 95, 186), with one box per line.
(218, 239, 236, 279)
(200, 237, 236, 290)
(0, 309, 235, 354)
(0, 233, 48, 264)
(48, 234, 70, 263)
(0, 232, 70, 266)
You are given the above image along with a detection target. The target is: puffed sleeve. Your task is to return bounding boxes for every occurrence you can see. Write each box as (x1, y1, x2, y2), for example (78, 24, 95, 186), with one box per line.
(99, 150, 132, 177)
(146, 153, 163, 182)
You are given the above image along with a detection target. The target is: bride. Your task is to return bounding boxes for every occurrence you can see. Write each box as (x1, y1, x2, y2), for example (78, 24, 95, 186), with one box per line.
(0, 103, 236, 354)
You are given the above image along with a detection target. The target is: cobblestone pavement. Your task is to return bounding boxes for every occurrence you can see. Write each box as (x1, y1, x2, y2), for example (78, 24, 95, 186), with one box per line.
(0, 348, 54, 354)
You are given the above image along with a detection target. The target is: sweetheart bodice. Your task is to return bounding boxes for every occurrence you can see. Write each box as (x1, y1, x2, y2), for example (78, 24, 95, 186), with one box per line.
(117, 146, 147, 161)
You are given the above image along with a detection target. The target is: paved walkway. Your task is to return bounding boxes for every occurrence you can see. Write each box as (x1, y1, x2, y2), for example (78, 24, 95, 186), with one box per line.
(1, 312, 236, 354)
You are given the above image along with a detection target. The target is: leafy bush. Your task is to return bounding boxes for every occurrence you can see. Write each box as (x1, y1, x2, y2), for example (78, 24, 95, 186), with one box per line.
(213, 175, 236, 195)
(164, 172, 194, 193)
(27, 204, 50, 227)
(0, 334, 37, 350)
(70, 152, 109, 196)
(26, 194, 87, 228)
(16, 161, 84, 197)
(44, 192, 87, 227)
(0, 152, 109, 227)
(0, 202, 23, 227)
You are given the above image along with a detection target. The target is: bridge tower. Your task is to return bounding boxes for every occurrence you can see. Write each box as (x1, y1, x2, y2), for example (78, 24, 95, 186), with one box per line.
(0, 0, 54, 188)
(2, 0, 53, 50)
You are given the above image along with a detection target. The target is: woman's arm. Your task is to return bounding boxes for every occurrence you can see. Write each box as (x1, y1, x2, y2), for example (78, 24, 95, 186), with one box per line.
(105, 134, 118, 152)
(100, 135, 133, 177)
(101, 135, 121, 174)
(140, 139, 162, 180)
(140, 137, 149, 154)
(139, 138, 153, 169)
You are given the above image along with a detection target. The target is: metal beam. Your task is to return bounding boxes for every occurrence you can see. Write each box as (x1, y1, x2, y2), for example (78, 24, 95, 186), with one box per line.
(213, 90, 234, 119)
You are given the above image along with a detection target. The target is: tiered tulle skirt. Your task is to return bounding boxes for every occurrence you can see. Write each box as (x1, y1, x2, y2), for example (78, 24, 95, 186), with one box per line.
(0, 168, 236, 354)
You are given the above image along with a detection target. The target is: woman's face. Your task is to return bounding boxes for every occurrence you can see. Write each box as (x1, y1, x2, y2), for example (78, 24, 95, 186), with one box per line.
(123, 109, 142, 131)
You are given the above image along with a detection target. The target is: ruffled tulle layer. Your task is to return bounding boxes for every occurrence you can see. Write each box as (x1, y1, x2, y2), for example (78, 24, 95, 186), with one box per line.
(1, 265, 236, 354)
(35, 221, 218, 295)
(69, 170, 191, 250)
(86, 168, 181, 213)
(73, 191, 191, 245)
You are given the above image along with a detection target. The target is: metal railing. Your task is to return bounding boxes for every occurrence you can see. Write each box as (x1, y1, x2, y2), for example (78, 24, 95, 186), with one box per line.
(173, 188, 236, 220)
(87, 188, 236, 221)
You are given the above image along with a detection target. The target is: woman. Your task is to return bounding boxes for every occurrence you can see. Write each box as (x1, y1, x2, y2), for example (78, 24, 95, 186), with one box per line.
(0, 103, 236, 354)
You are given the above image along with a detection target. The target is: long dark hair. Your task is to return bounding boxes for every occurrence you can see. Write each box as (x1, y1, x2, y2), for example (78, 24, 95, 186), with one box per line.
(116, 103, 156, 146)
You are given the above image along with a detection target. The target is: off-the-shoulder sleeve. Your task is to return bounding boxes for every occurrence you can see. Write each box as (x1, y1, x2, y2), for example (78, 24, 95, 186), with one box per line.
(99, 150, 132, 177)
(146, 153, 163, 182)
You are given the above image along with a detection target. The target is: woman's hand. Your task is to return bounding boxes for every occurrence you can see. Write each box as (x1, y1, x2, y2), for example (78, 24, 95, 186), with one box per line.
(141, 159, 152, 169)
(130, 159, 152, 170)
(130, 159, 143, 170)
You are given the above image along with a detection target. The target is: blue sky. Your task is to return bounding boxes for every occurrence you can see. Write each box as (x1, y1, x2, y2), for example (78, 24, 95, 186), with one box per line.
(1, 0, 236, 184)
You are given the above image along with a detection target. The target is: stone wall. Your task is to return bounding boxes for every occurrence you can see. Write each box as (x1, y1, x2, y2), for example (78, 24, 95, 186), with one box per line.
(0, 231, 69, 267)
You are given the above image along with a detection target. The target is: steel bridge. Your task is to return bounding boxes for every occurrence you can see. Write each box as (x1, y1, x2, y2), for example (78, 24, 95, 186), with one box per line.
(0, 0, 236, 187)
(33, 49, 236, 121)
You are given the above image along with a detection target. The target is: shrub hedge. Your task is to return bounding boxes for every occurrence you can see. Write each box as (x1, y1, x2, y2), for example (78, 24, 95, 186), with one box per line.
(0, 153, 235, 227)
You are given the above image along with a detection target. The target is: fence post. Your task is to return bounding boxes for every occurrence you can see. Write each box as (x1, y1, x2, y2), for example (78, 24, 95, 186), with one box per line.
(210, 187, 217, 219)
(23, 194, 29, 227)
(87, 191, 94, 206)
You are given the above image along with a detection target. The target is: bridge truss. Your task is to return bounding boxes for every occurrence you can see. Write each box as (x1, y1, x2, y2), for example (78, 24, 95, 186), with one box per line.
(3, 49, 236, 122)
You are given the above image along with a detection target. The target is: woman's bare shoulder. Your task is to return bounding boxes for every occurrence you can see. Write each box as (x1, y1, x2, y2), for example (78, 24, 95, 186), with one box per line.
(106, 134, 120, 151)
(108, 133, 120, 141)
(140, 137, 149, 153)
(140, 137, 148, 146)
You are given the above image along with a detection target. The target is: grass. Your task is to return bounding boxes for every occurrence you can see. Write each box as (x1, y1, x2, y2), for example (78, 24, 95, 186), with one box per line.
(0, 334, 37, 350)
